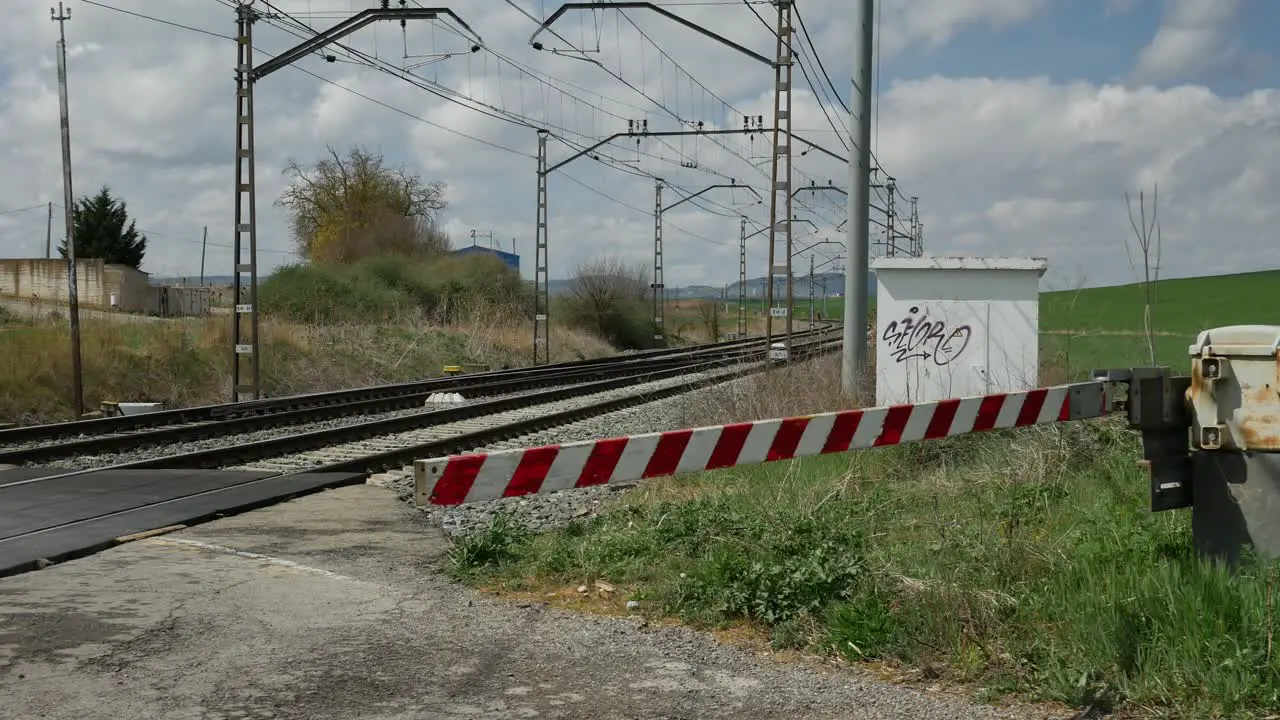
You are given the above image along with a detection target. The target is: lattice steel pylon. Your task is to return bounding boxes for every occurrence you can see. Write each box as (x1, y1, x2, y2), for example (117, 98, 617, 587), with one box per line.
(807, 254, 815, 331)
(738, 216, 747, 338)
(909, 196, 922, 256)
(652, 179, 665, 345)
(231, 2, 261, 401)
(763, 0, 795, 360)
(534, 129, 550, 364)
(885, 177, 896, 257)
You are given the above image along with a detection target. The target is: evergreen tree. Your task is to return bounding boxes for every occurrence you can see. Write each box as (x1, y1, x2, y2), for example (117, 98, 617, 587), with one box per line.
(58, 186, 147, 269)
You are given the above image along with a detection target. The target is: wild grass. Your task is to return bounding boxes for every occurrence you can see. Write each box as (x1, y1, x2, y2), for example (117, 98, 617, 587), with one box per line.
(448, 349, 1280, 718)
(0, 306, 611, 424)
(258, 253, 528, 325)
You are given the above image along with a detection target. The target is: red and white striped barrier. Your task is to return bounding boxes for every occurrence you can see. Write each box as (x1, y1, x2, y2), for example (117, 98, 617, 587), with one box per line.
(414, 381, 1115, 507)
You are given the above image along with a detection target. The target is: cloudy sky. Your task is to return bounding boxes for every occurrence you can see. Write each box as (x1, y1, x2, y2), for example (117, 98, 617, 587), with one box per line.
(0, 0, 1275, 290)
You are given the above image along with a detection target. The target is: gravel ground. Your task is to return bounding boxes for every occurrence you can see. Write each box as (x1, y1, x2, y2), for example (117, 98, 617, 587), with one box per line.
(379, 374, 761, 537)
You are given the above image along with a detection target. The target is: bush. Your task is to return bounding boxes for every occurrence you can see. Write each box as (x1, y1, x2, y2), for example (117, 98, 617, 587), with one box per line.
(258, 253, 530, 325)
(558, 257, 657, 350)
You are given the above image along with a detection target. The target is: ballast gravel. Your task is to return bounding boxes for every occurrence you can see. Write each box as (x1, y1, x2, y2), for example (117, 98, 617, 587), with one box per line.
(32, 399, 493, 471)
(380, 374, 763, 537)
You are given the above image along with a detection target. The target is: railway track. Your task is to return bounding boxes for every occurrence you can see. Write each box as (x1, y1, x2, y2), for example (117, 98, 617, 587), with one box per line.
(0, 330, 832, 465)
(0, 330, 839, 577)
(22, 333, 838, 477)
(0, 330, 812, 449)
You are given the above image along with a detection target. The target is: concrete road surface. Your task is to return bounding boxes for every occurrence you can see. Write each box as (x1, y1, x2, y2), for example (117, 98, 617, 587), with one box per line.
(0, 484, 1070, 720)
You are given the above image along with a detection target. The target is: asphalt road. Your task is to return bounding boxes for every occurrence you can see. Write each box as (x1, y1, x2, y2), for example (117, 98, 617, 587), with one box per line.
(0, 484, 1069, 720)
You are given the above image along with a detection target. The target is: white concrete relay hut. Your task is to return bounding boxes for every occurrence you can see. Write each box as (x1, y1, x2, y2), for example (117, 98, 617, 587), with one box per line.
(871, 256, 1049, 406)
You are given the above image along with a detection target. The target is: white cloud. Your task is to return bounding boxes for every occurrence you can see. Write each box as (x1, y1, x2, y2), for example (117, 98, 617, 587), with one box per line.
(877, 0, 1049, 56)
(0, 0, 1275, 294)
(1131, 0, 1244, 83)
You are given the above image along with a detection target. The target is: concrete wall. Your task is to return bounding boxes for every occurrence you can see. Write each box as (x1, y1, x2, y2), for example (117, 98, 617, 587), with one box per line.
(0, 258, 111, 308)
(0, 258, 207, 317)
(102, 263, 151, 311)
(151, 285, 211, 317)
(872, 256, 1047, 405)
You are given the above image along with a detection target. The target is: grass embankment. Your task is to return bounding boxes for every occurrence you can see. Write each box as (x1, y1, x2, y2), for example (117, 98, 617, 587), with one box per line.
(452, 417, 1280, 717)
(0, 255, 613, 424)
(1040, 268, 1280, 378)
(447, 269, 1280, 718)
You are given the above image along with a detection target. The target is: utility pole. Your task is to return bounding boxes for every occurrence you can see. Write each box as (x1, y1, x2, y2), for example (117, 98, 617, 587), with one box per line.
(884, 177, 896, 257)
(652, 179, 665, 345)
(534, 128, 550, 364)
(843, 0, 875, 396)
(808, 254, 815, 331)
(45, 202, 53, 258)
(738, 216, 747, 338)
(909, 196, 921, 256)
(231, 2, 261, 401)
(653, 180, 757, 344)
(764, 0, 795, 362)
(53, 2, 83, 419)
(229, 2, 480, 395)
(199, 226, 208, 285)
(535, 126, 770, 362)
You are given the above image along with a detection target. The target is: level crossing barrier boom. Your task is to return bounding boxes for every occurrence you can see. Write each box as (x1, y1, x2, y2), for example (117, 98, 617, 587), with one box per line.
(414, 325, 1280, 564)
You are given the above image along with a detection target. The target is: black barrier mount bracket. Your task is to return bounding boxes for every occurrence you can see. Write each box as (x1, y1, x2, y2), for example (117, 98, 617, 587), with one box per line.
(1093, 367, 1194, 512)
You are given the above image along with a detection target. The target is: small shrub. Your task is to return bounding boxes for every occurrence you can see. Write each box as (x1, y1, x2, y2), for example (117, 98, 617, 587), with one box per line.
(558, 257, 657, 350)
(258, 254, 530, 325)
(446, 512, 532, 577)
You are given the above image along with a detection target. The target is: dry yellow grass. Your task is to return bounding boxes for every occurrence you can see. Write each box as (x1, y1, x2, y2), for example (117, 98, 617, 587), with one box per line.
(668, 337, 1079, 431)
(0, 308, 613, 424)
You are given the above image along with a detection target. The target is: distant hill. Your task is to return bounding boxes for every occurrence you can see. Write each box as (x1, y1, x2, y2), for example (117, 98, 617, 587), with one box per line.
(157, 271, 874, 299)
(665, 271, 871, 300)
(546, 272, 866, 299)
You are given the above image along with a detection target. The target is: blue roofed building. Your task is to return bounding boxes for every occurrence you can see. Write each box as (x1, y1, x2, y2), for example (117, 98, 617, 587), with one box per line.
(450, 244, 520, 273)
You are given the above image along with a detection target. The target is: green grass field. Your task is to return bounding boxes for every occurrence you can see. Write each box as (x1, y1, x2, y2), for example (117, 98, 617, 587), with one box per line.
(728, 269, 1280, 377)
(1040, 269, 1280, 378)
(451, 268, 1280, 719)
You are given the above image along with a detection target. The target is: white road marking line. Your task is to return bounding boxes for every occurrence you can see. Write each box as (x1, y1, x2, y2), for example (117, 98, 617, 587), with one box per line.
(147, 537, 376, 585)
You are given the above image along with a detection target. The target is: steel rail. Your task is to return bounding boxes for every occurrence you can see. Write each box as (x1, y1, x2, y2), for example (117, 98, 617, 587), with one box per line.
(5, 335, 839, 490)
(0, 338, 842, 581)
(0, 333, 834, 484)
(0, 327, 834, 445)
(306, 337, 843, 477)
(0, 343, 785, 465)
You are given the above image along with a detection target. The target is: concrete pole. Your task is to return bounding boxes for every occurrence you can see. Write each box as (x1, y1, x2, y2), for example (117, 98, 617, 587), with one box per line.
(53, 2, 84, 419)
(842, 0, 874, 397)
(199, 226, 207, 286)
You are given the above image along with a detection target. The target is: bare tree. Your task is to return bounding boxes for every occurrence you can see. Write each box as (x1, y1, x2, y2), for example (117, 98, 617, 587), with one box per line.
(1124, 184, 1162, 365)
(697, 300, 720, 341)
(568, 257, 649, 309)
(565, 257, 653, 348)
